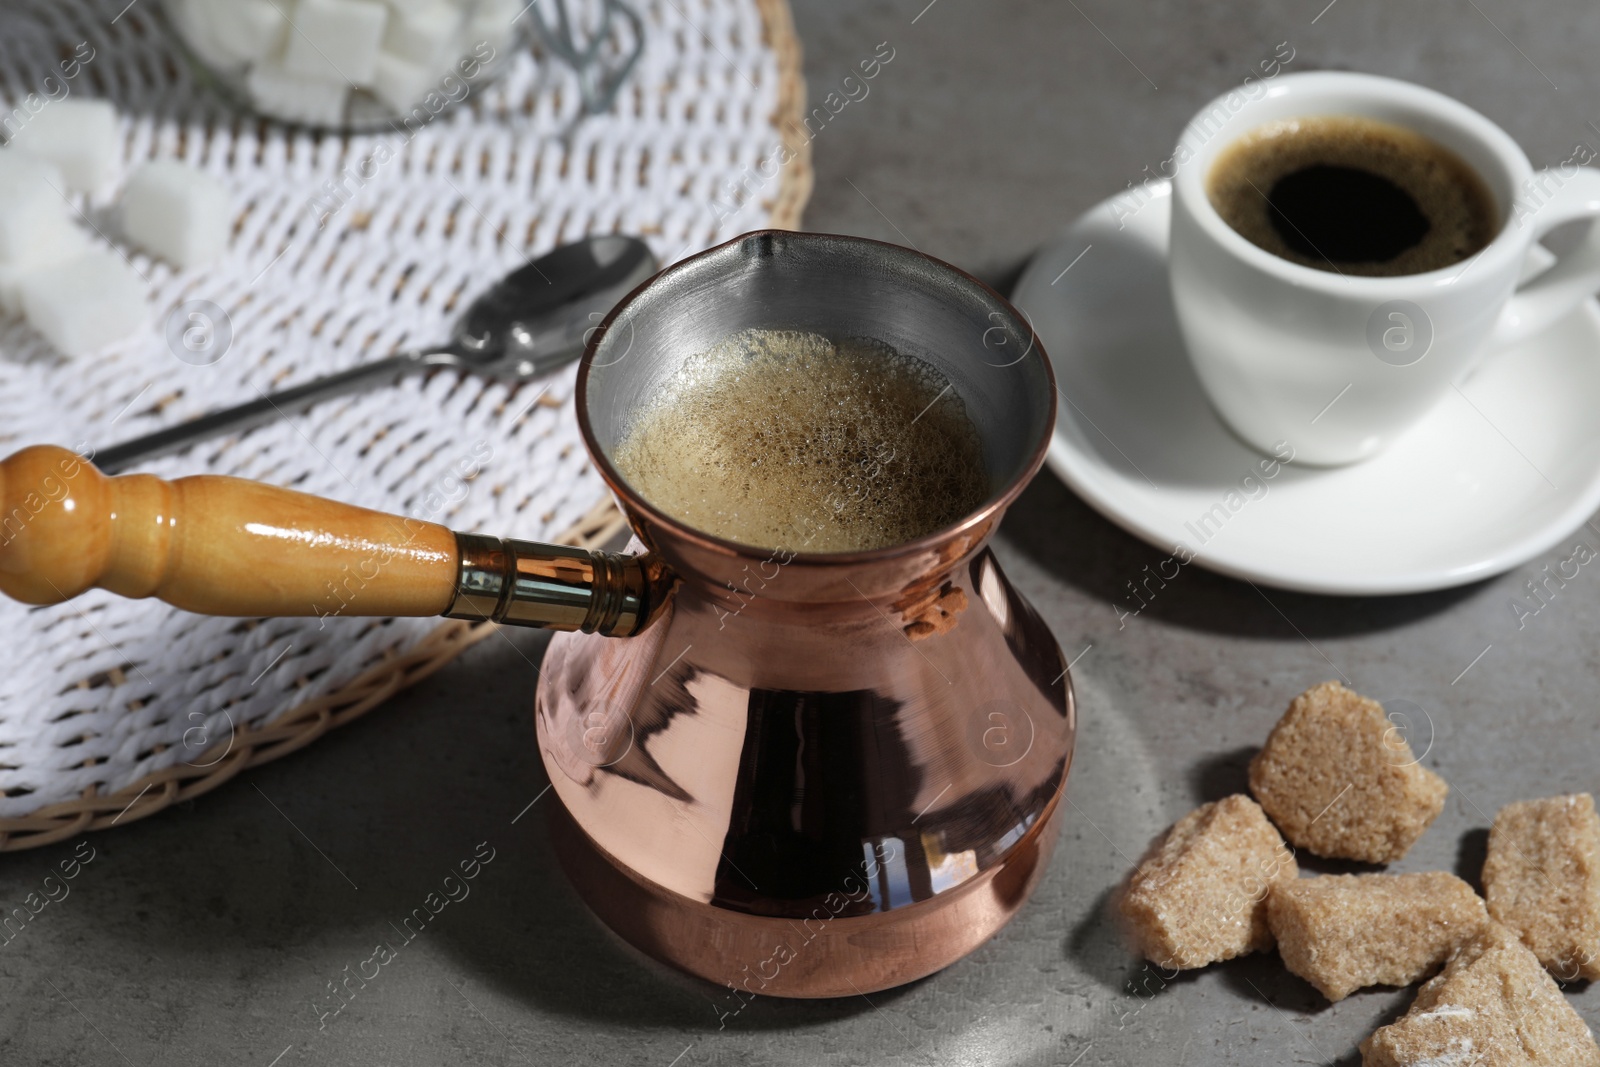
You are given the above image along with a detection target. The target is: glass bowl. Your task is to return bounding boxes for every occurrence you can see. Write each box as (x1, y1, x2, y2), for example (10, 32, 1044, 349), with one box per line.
(159, 0, 525, 133)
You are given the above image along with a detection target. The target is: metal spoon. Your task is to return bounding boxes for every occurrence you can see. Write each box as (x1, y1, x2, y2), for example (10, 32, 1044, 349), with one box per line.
(93, 235, 658, 474)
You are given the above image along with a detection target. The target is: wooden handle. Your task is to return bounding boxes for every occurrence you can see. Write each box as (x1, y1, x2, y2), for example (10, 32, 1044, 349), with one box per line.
(0, 446, 459, 620)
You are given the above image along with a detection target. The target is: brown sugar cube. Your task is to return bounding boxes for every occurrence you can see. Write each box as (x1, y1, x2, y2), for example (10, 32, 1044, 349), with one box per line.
(1268, 872, 1487, 1001)
(1118, 794, 1298, 969)
(1483, 792, 1600, 981)
(1360, 922, 1600, 1067)
(1249, 681, 1447, 863)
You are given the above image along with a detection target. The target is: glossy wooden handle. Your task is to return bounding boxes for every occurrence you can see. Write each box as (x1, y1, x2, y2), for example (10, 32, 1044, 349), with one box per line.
(0, 446, 459, 620)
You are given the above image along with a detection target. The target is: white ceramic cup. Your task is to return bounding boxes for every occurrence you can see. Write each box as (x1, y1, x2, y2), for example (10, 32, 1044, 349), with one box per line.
(1168, 71, 1600, 466)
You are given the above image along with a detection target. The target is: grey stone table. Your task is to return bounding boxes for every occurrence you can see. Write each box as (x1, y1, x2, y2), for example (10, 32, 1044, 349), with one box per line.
(5, 1, 1599, 1064)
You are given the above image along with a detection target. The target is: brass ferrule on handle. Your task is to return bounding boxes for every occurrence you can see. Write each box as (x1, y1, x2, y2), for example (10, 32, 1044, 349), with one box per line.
(446, 533, 664, 637)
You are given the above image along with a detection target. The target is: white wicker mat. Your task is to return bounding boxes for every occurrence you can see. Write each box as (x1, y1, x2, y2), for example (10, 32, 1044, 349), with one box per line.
(0, 0, 810, 846)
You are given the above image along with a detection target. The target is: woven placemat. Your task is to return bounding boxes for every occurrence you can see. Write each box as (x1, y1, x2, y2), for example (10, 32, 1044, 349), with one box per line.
(0, 0, 810, 851)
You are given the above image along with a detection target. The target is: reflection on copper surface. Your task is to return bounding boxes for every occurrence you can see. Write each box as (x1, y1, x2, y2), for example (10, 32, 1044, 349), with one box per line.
(536, 230, 1072, 998)
(537, 533, 1074, 996)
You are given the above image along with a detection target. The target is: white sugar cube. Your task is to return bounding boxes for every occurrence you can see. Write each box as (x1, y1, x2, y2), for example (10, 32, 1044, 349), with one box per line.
(180, 0, 291, 67)
(213, 0, 290, 63)
(246, 62, 349, 126)
(166, 0, 246, 72)
(121, 161, 232, 268)
(7, 98, 119, 194)
(19, 249, 147, 357)
(0, 151, 73, 262)
(0, 149, 65, 192)
(0, 223, 93, 316)
(383, 0, 461, 63)
(283, 0, 389, 87)
(372, 52, 440, 113)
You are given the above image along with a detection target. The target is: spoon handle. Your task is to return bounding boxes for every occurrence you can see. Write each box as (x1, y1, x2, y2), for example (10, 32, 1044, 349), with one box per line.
(92, 352, 429, 474)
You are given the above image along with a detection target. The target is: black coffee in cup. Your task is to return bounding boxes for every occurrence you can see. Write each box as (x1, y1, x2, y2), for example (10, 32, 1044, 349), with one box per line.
(1207, 115, 1498, 276)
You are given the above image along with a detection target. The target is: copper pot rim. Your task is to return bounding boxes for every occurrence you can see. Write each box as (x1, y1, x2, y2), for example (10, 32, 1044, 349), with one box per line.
(573, 229, 1059, 567)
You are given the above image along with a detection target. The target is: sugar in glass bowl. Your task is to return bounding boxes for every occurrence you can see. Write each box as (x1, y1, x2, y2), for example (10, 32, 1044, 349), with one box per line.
(160, 0, 525, 131)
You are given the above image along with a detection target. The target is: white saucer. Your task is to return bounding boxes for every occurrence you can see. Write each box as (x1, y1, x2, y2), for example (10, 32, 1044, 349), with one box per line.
(1011, 180, 1600, 596)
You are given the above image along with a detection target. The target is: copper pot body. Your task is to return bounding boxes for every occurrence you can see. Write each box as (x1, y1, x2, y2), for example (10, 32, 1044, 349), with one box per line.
(536, 232, 1074, 998)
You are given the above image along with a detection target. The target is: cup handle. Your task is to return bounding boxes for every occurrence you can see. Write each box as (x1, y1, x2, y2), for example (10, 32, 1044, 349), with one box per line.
(1489, 167, 1600, 348)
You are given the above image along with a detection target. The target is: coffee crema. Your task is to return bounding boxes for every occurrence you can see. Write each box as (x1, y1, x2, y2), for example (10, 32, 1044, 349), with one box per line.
(1207, 114, 1498, 276)
(611, 328, 989, 553)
